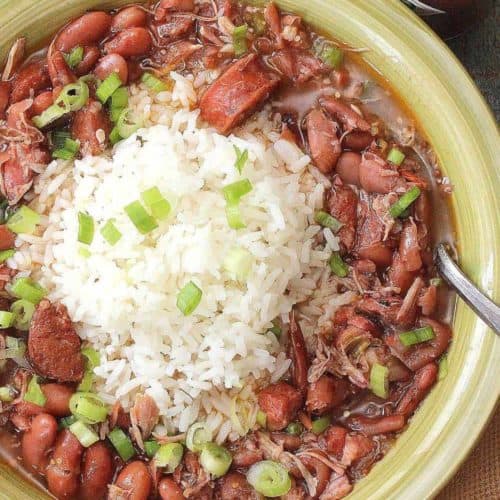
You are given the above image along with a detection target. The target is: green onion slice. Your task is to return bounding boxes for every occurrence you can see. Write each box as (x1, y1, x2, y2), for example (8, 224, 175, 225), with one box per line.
(141, 72, 169, 93)
(69, 392, 108, 425)
(124, 201, 158, 235)
(225, 203, 246, 230)
(222, 179, 253, 205)
(0, 249, 15, 263)
(77, 212, 94, 245)
(177, 281, 202, 316)
(329, 252, 349, 278)
(247, 460, 292, 497)
(55, 80, 90, 113)
(267, 319, 281, 338)
(370, 363, 389, 399)
(0, 386, 14, 403)
(111, 87, 129, 109)
(314, 210, 342, 232)
(59, 415, 77, 429)
(64, 46, 84, 69)
(232, 24, 248, 56)
(100, 219, 122, 246)
(11, 277, 46, 304)
(387, 147, 406, 166)
(256, 410, 267, 429)
(116, 108, 143, 139)
(96, 72, 123, 104)
(199, 442, 232, 478)
(0, 311, 14, 329)
(109, 126, 123, 145)
(108, 428, 136, 461)
(10, 299, 34, 331)
(286, 422, 303, 436)
(233, 145, 248, 174)
(144, 440, 160, 458)
(399, 326, 435, 347)
(141, 187, 171, 221)
(7, 205, 41, 235)
(311, 415, 331, 435)
(389, 186, 421, 218)
(53, 138, 80, 161)
(69, 420, 99, 448)
(319, 45, 344, 69)
(154, 442, 184, 472)
(223, 247, 253, 282)
(186, 422, 212, 452)
(438, 355, 448, 381)
(430, 277, 443, 287)
(77, 347, 100, 392)
(0, 336, 26, 360)
(24, 376, 46, 407)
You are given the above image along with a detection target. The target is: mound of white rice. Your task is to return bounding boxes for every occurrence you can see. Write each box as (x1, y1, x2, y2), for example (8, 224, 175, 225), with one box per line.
(11, 72, 347, 439)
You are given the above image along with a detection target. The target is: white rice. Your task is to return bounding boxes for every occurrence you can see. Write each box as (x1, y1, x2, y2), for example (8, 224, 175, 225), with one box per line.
(11, 72, 353, 438)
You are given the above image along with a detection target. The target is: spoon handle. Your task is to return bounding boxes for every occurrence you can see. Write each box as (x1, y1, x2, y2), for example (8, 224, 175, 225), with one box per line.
(435, 244, 500, 335)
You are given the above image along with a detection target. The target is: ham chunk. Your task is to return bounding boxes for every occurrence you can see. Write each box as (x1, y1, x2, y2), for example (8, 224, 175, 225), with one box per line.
(199, 54, 280, 134)
(258, 381, 302, 431)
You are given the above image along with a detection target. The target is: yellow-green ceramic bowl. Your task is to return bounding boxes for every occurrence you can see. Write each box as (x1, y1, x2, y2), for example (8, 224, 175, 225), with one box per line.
(0, 1, 499, 499)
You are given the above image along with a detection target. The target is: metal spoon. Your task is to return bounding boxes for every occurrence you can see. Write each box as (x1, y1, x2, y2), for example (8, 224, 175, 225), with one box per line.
(434, 243, 500, 334)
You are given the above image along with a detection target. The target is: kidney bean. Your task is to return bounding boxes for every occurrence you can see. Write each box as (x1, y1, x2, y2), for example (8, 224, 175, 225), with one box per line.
(343, 131, 373, 151)
(104, 27, 152, 58)
(158, 477, 184, 500)
(114, 461, 152, 500)
(111, 6, 148, 31)
(40, 383, 74, 417)
(21, 413, 58, 473)
(9, 401, 45, 431)
(80, 442, 114, 500)
(0, 81, 10, 119)
(336, 151, 362, 186)
(55, 12, 112, 52)
(47, 50, 77, 88)
(46, 429, 84, 499)
(94, 54, 128, 84)
(127, 60, 143, 82)
(31, 90, 54, 116)
(74, 46, 101, 76)
(10, 60, 50, 103)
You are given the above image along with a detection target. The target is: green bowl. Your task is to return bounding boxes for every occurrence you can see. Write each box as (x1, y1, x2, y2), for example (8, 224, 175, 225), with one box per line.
(0, 1, 498, 499)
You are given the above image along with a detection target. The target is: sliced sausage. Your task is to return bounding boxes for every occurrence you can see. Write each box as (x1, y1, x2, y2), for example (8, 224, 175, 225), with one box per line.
(21, 413, 58, 473)
(258, 381, 303, 431)
(113, 461, 152, 500)
(80, 442, 114, 500)
(306, 109, 341, 174)
(28, 299, 85, 383)
(306, 375, 349, 414)
(199, 53, 280, 135)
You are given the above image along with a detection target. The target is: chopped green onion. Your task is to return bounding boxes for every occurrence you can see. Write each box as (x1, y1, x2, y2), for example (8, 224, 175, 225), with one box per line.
(222, 179, 253, 204)
(111, 87, 129, 109)
(124, 201, 158, 235)
(399, 326, 435, 347)
(438, 355, 448, 381)
(247, 12, 266, 35)
(232, 24, 248, 56)
(247, 460, 292, 497)
(78, 247, 91, 258)
(233, 145, 248, 174)
(69, 420, 99, 448)
(177, 281, 202, 316)
(186, 422, 212, 452)
(116, 108, 143, 139)
(154, 442, 184, 472)
(51, 130, 71, 149)
(108, 428, 136, 461)
(81, 347, 100, 369)
(329, 252, 349, 277)
(311, 415, 331, 435)
(319, 45, 344, 69)
(54, 80, 90, 113)
(11, 277, 46, 304)
(110, 126, 122, 145)
(256, 410, 267, 429)
(223, 247, 253, 282)
(267, 319, 281, 338)
(78, 212, 94, 245)
(10, 299, 34, 331)
(144, 440, 160, 458)
(370, 363, 389, 398)
(0, 386, 14, 403)
(69, 392, 108, 425)
(100, 219, 122, 246)
(141, 187, 171, 221)
(0, 249, 14, 263)
(64, 46, 84, 69)
(387, 147, 406, 166)
(314, 211, 343, 232)
(53, 138, 80, 160)
(0, 336, 26, 360)
(7, 206, 40, 235)
(0, 311, 13, 328)
(430, 277, 443, 287)
(389, 186, 421, 218)
(59, 415, 77, 429)
(141, 72, 169, 93)
(110, 106, 124, 123)
(32, 104, 65, 129)
(199, 443, 232, 478)
(96, 72, 123, 104)
(24, 376, 46, 406)
(225, 203, 246, 230)
(77, 347, 100, 392)
(286, 422, 303, 436)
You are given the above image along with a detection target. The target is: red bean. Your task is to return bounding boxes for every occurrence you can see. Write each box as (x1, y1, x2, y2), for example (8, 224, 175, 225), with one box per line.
(74, 46, 101, 76)
(31, 91, 54, 116)
(94, 54, 128, 84)
(114, 461, 152, 500)
(104, 27, 152, 58)
(80, 442, 114, 500)
(55, 12, 112, 52)
(47, 50, 77, 88)
(336, 151, 362, 186)
(40, 383, 74, 417)
(46, 430, 84, 499)
(11, 60, 50, 103)
(111, 6, 148, 31)
(21, 413, 58, 473)
(343, 131, 373, 151)
(158, 477, 184, 500)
